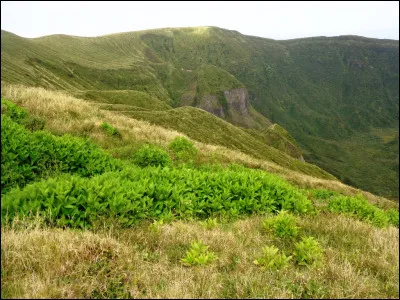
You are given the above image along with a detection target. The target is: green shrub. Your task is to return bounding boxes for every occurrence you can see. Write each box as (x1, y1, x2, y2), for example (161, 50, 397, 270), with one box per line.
(263, 210, 299, 238)
(181, 241, 216, 266)
(293, 237, 323, 267)
(327, 194, 391, 228)
(1, 165, 313, 228)
(1, 116, 121, 194)
(100, 122, 120, 136)
(385, 209, 399, 227)
(1, 98, 45, 131)
(132, 144, 172, 167)
(1, 98, 28, 122)
(23, 116, 46, 131)
(168, 136, 198, 163)
(253, 245, 292, 270)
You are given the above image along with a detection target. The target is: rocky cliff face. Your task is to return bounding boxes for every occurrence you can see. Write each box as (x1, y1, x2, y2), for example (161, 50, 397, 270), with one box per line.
(223, 88, 249, 115)
(196, 87, 267, 129)
(198, 95, 226, 118)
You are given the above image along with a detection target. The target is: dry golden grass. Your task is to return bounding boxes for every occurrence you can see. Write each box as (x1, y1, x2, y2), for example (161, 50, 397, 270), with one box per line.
(1, 83, 397, 211)
(2, 213, 398, 299)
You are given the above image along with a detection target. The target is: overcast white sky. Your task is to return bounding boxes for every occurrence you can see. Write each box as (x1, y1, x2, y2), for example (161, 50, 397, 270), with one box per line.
(1, 1, 399, 40)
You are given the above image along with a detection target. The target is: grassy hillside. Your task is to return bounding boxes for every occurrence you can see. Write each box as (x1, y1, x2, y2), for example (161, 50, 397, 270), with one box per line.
(1, 86, 398, 299)
(120, 106, 327, 178)
(1, 27, 398, 199)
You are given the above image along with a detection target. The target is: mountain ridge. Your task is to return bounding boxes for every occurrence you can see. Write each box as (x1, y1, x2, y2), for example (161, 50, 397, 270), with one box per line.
(1, 26, 398, 198)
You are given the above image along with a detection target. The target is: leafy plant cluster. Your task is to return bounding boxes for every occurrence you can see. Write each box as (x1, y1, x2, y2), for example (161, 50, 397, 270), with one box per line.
(293, 237, 324, 267)
(180, 241, 216, 266)
(132, 144, 172, 167)
(255, 211, 324, 270)
(200, 217, 219, 230)
(253, 245, 292, 270)
(263, 210, 299, 238)
(327, 195, 399, 228)
(168, 136, 198, 164)
(309, 189, 338, 200)
(1, 115, 121, 194)
(1, 164, 313, 228)
(1, 98, 45, 131)
(253, 238, 324, 271)
(100, 122, 120, 137)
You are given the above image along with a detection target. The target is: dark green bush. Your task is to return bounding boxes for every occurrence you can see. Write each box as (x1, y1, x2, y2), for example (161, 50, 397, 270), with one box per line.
(168, 136, 198, 163)
(1, 116, 121, 194)
(133, 144, 172, 167)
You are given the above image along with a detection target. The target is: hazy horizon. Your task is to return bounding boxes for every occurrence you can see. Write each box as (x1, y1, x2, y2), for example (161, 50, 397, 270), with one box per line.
(1, 1, 399, 40)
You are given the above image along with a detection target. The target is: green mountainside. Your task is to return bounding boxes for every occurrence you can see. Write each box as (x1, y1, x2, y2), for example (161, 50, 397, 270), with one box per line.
(1, 27, 398, 198)
(1, 30, 399, 297)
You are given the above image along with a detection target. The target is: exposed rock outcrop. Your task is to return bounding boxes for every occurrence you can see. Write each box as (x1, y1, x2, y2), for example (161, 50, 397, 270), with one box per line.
(224, 88, 249, 115)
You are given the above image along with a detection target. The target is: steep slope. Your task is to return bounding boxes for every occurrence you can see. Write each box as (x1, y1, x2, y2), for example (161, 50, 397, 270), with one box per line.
(119, 106, 326, 177)
(1, 27, 398, 198)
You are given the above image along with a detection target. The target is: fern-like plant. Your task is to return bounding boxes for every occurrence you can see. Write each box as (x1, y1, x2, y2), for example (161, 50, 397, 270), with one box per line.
(293, 236, 323, 267)
(181, 241, 216, 266)
(263, 210, 299, 238)
(253, 245, 292, 270)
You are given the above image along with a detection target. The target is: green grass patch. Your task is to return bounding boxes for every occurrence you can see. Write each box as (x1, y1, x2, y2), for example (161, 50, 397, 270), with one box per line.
(1, 98, 45, 131)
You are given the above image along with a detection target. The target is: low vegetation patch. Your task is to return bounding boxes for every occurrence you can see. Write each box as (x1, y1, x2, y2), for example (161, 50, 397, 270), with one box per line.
(327, 194, 398, 228)
(263, 210, 299, 239)
(181, 241, 216, 266)
(132, 144, 172, 167)
(1, 115, 121, 194)
(200, 217, 219, 230)
(1, 164, 314, 228)
(253, 245, 292, 270)
(168, 136, 198, 164)
(293, 236, 324, 267)
(1, 89, 398, 299)
(1, 98, 45, 131)
(100, 122, 120, 136)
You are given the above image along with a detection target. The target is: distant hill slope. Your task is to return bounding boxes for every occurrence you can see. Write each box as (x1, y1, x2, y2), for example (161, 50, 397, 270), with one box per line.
(1, 27, 398, 198)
